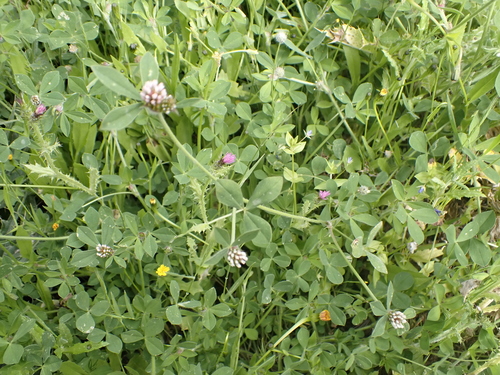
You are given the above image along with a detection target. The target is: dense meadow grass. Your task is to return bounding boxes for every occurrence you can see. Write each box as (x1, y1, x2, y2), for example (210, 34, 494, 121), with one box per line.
(1, 0, 500, 374)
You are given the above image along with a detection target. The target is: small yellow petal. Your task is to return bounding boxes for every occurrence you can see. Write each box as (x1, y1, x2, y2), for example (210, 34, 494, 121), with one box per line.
(156, 265, 170, 276)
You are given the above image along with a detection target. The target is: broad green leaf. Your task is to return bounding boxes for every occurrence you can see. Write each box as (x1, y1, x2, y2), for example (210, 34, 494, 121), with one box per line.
(40, 71, 60, 94)
(59, 361, 91, 374)
(371, 316, 387, 337)
(15, 74, 37, 95)
(214, 227, 231, 247)
(166, 305, 182, 325)
(203, 310, 216, 330)
(77, 226, 99, 247)
(70, 250, 99, 268)
(409, 208, 439, 224)
(208, 80, 231, 100)
(370, 301, 387, 316)
(90, 301, 110, 316)
(352, 83, 372, 103)
(12, 319, 35, 342)
(234, 229, 261, 247)
(468, 239, 491, 267)
(386, 282, 394, 310)
(121, 330, 143, 343)
(427, 305, 440, 321)
(101, 103, 143, 131)
(10, 136, 30, 150)
(210, 303, 232, 317)
(105, 333, 122, 353)
(91, 65, 141, 100)
(76, 312, 95, 333)
(236, 102, 252, 120)
(241, 211, 272, 248)
(143, 234, 158, 257)
(213, 367, 234, 375)
(325, 265, 343, 284)
(144, 318, 165, 337)
(329, 305, 346, 326)
(75, 291, 90, 311)
(456, 221, 479, 242)
(407, 216, 424, 244)
(409, 131, 427, 153)
(145, 336, 164, 356)
(215, 179, 244, 208)
(203, 249, 228, 266)
(3, 343, 24, 365)
(366, 252, 387, 273)
(140, 52, 159, 82)
(247, 176, 283, 209)
(391, 180, 405, 201)
(344, 46, 360, 87)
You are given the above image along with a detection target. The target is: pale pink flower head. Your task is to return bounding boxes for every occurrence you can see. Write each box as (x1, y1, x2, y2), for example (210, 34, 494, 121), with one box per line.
(221, 152, 236, 165)
(34, 104, 47, 116)
(141, 80, 176, 114)
(318, 190, 331, 200)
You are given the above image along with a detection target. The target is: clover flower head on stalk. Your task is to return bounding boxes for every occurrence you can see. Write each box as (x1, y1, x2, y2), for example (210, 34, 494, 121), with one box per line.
(318, 190, 331, 200)
(96, 244, 114, 258)
(274, 30, 288, 44)
(31, 95, 41, 106)
(388, 311, 407, 329)
(358, 185, 371, 195)
(407, 242, 417, 254)
(269, 67, 285, 81)
(219, 152, 236, 165)
(141, 80, 177, 114)
(227, 246, 248, 268)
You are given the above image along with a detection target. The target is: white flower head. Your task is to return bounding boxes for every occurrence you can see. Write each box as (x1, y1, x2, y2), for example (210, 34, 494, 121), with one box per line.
(407, 241, 418, 254)
(96, 244, 114, 258)
(269, 67, 285, 81)
(358, 185, 371, 195)
(389, 311, 407, 329)
(274, 30, 288, 44)
(227, 246, 248, 268)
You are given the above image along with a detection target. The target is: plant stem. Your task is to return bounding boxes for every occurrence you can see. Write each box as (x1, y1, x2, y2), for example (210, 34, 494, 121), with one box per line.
(157, 114, 216, 182)
(327, 222, 379, 302)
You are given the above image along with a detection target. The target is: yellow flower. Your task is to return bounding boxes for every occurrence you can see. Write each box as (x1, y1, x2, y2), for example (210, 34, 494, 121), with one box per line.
(156, 265, 170, 276)
(380, 88, 388, 96)
(319, 310, 331, 321)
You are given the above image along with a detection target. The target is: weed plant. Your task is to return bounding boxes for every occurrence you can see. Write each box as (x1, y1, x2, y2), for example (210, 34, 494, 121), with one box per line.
(1, 0, 500, 374)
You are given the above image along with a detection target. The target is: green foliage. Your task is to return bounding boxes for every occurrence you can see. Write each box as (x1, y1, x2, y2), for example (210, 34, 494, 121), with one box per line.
(1, 0, 500, 374)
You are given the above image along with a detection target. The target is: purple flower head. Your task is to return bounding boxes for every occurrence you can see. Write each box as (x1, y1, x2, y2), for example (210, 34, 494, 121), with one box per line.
(34, 104, 47, 117)
(318, 190, 331, 200)
(221, 152, 236, 165)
